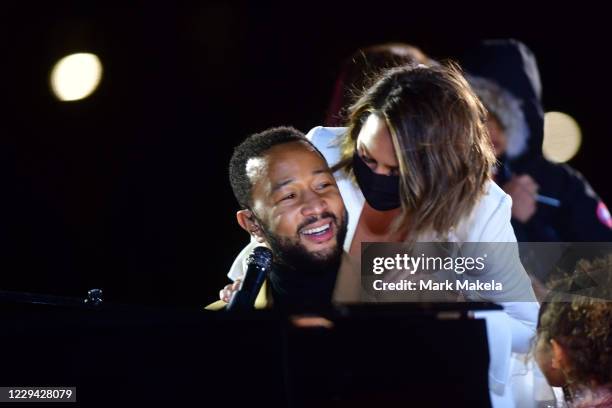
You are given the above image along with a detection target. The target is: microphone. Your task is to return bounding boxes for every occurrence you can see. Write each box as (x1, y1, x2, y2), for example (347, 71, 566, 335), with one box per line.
(227, 246, 273, 311)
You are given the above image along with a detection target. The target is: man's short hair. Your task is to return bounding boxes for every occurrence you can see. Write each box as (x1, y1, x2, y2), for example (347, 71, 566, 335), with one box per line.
(229, 126, 323, 209)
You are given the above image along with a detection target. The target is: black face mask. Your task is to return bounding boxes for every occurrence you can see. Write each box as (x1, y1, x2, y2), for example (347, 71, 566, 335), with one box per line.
(352, 152, 401, 211)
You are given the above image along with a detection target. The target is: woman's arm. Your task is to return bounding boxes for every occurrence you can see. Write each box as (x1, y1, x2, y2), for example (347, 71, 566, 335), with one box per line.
(465, 184, 539, 352)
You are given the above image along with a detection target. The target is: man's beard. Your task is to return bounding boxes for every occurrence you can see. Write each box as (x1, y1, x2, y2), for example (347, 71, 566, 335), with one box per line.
(261, 210, 348, 274)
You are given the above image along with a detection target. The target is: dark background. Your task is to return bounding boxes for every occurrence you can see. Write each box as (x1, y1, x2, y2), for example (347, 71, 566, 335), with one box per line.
(1, 2, 610, 308)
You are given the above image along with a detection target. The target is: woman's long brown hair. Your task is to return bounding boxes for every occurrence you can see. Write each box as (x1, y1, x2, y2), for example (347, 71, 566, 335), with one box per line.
(334, 62, 496, 241)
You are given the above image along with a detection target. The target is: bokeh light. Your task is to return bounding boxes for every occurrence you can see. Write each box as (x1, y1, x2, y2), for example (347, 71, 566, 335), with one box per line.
(50, 53, 103, 102)
(543, 111, 582, 163)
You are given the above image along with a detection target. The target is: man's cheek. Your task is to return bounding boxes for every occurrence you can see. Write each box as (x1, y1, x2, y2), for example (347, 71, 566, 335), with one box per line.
(272, 210, 298, 237)
(331, 196, 345, 218)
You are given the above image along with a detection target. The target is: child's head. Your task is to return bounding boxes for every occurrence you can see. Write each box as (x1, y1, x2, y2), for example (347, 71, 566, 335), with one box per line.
(535, 255, 612, 389)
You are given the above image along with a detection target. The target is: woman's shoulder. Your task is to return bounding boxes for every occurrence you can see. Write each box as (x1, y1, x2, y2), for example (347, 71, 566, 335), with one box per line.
(305, 126, 347, 167)
(479, 179, 512, 213)
(455, 180, 514, 241)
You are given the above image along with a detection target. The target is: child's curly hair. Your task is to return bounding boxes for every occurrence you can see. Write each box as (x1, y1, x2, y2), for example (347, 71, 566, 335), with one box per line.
(537, 255, 612, 388)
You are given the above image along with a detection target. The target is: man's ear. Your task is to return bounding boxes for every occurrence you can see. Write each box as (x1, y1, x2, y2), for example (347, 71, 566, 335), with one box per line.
(236, 209, 266, 243)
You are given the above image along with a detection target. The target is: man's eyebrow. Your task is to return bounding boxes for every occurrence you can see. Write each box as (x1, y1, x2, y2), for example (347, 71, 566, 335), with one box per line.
(270, 169, 330, 193)
(271, 178, 294, 193)
(313, 168, 330, 175)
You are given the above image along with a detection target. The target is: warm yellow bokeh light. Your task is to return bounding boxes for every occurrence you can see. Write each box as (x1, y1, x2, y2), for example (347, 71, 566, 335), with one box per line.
(543, 111, 582, 163)
(50, 53, 103, 101)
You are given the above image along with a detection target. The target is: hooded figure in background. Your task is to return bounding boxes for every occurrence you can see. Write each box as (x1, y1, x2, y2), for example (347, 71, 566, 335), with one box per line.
(463, 39, 612, 243)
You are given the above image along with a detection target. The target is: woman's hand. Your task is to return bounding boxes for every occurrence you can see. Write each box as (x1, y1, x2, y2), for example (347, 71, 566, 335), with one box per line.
(219, 279, 242, 303)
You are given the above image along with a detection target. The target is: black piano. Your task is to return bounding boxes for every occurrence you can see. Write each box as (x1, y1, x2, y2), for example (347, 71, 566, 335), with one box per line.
(0, 290, 496, 407)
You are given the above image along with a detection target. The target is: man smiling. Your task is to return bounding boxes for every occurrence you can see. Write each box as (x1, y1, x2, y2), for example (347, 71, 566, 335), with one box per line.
(211, 126, 357, 310)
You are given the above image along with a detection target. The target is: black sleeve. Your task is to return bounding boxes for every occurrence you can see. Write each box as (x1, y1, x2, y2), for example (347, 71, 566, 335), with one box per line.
(557, 164, 612, 241)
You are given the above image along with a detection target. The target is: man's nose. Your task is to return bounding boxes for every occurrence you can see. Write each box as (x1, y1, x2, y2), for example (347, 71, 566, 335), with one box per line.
(300, 190, 327, 216)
